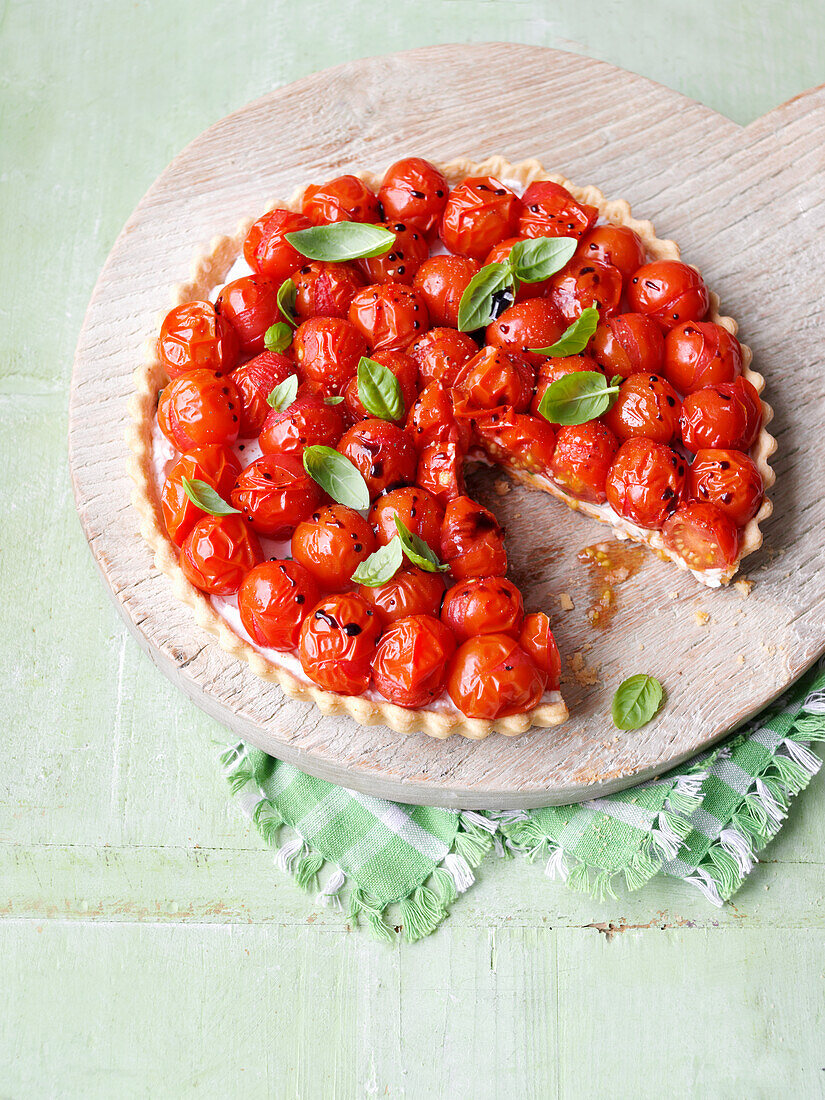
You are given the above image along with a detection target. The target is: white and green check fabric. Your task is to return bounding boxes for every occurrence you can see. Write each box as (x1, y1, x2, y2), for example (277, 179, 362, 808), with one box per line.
(222, 661, 825, 941)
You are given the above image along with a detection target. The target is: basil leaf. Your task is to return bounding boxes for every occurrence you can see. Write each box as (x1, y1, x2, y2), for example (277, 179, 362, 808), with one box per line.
(264, 322, 293, 354)
(285, 222, 394, 262)
(350, 536, 404, 586)
(457, 262, 513, 332)
(180, 477, 239, 516)
(357, 356, 404, 421)
(530, 307, 600, 357)
(612, 674, 664, 731)
(266, 373, 299, 411)
(324, 395, 344, 405)
(277, 277, 298, 326)
(393, 516, 449, 573)
(537, 370, 620, 426)
(303, 445, 370, 511)
(509, 236, 578, 283)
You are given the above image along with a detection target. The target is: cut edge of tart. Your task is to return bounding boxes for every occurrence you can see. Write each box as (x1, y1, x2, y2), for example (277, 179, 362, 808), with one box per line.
(127, 156, 775, 740)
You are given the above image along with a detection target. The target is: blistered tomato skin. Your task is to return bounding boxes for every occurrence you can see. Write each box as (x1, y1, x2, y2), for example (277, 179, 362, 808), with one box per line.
(371, 615, 457, 708)
(158, 301, 240, 378)
(453, 346, 535, 413)
(215, 275, 280, 355)
(292, 316, 367, 396)
(348, 283, 429, 352)
(301, 175, 381, 225)
(473, 411, 557, 476)
(357, 565, 446, 626)
(663, 321, 743, 394)
(518, 181, 597, 240)
(343, 349, 418, 424)
(298, 593, 382, 695)
(413, 255, 480, 328)
(441, 495, 507, 580)
(590, 313, 665, 380)
(603, 373, 682, 445)
(369, 487, 444, 555)
(231, 454, 324, 538)
(158, 369, 241, 450)
(179, 514, 263, 596)
(688, 448, 764, 527)
(161, 445, 242, 548)
(606, 438, 686, 529)
(337, 419, 418, 499)
(409, 328, 479, 389)
(531, 355, 604, 417)
(486, 298, 568, 366)
(259, 394, 345, 457)
(292, 261, 365, 321)
(627, 261, 710, 330)
(441, 577, 524, 642)
(378, 158, 450, 237)
(291, 504, 377, 590)
(578, 226, 646, 283)
(407, 381, 469, 452)
(238, 560, 321, 651)
(243, 209, 313, 282)
(680, 378, 762, 452)
(357, 222, 429, 286)
(229, 351, 295, 438)
(519, 613, 561, 691)
(662, 501, 741, 571)
(549, 258, 623, 324)
(416, 439, 466, 505)
(439, 177, 522, 261)
(549, 423, 619, 504)
(447, 634, 547, 720)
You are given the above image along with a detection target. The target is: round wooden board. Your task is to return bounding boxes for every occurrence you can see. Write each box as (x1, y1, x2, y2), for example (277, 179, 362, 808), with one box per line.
(69, 44, 825, 808)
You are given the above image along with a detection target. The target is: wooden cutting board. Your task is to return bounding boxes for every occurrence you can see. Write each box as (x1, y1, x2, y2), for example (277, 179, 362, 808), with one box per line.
(68, 44, 825, 808)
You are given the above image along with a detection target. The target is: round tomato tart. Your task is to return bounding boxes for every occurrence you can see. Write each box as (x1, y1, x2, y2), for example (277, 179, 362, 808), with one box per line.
(127, 156, 775, 740)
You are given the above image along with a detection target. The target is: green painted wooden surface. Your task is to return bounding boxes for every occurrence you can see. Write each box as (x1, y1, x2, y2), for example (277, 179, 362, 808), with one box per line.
(3, 2, 825, 1095)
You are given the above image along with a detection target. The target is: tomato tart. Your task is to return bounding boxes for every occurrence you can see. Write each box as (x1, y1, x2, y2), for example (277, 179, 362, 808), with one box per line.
(128, 156, 775, 739)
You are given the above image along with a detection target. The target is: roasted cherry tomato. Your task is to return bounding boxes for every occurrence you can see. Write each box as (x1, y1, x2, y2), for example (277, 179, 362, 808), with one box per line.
(409, 327, 478, 389)
(578, 225, 646, 283)
(549, 257, 622, 323)
(158, 369, 241, 450)
(549, 422, 619, 503)
(413, 254, 480, 328)
(243, 208, 313, 282)
(378, 158, 449, 237)
(298, 593, 381, 695)
(161, 445, 241, 547)
(627, 261, 709, 330)
(259, 392, 345, 456)
(484, 238, 553, 301)
(606, 438, 686, 529)
(301, 175, 381, 225)
(369, 486, 444, 555)
(519, 612, 561, 691)
(342, 349, 418, 424)
(441, 577, 524, 642)
(231, 454, 324, 538)
(406, 381, 469, 451)
(439, 177, 521, 261)
(447, 634, 546, 719)
(337, 419, 418, 498)
(441, 495, 507, 580)
(237, 559, 321, 650)
(590, 313, 665, 379)
(292, 261, 365, 321)
(291, 504, 377, 590)
(680, 377, 762, 452)
(662, 320, 743, 394)
(603, 373, 682, 445)
(215, 275, 280, 355)
(662, 501, 741, 571)
(357, 222, 429, 285)
(530, 354, 604, 417)
(158, 300, 239, 378)
(371, 614, 457, 707)
(229, 351, 294, 437)
(292, 316, 367, 396)
(357, 564, 446, 626)
(179, 514, 262, 596)
(453, 346, 534, 413)
(518, 180, 598, 240)
(348, 283, 429, 352)
(416, 438, 466, 506)
(486, 298, 568, 366)
(473, 411, 557, 476)
(688, 449, 763, 526)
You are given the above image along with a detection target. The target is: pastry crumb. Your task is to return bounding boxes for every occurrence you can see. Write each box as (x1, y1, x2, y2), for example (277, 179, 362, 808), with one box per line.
(569, 650, 600, 686)
(734, 578, 754, 597)
(493, 478, 510, 497)
(559, 593, 574, 611)
(736, 654, 746, 666)
(638, 643, 645, 651)
(669, 591, 679, 600)
(694, 610, 710, 626)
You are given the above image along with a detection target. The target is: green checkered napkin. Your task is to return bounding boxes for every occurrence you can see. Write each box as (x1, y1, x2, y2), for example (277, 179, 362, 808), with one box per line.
(221, 661, 825, 941)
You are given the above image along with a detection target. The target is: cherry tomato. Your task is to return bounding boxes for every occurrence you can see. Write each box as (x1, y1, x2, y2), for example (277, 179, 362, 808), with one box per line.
(342, 349, 417, 424)
(292, 261, 365, 321)
(357, 564, 446, 626)
(519, 612, 561, 691)
(238, 559, 321, 650)
(291, 504, 377, 590)
(627, 261, 709, 330)
(231, 454, 324, 538)
(680, 377, 762, 452)
(158, 369, 241, 450)
(409, 327, 478, 389)
(301, 175, 381, 225)
(215, 275, 280, 355)
(243, 208, 313, 282)
(179, 514, 263, 596)
(688, 449, 763, 526)
(549, 422, 619, 503)
(549, 257, 623, 323)
(378, 158, 449, 237)
(161, 445, 241, 547)
(531, 355, 604, 417)
(369, 486, 444, 555)
(259, 393, 345, 456)
(416, 438, 466, 506)
(662, 320, 743, 394)
(473, 411, 557, 476)
(578, 225, 646, 283)
(486, 298, 568, 366)
(229, 351, 294, 437)
(484, 238, 552, 301)
(413, 255, 480, 328)
(292, 316, 367, 396)
(590, 313, 664, 379)
(441, 577, 524, 642)
(337, 419, 417, 498)
(158, 300, 239, 378)
(439, 177, 521, 260)
(348, 283, 429, 352)
(447, 634, 546, 719)
(662, 501, 741, 571)
(406, 381, 470, 451)
(357, 222, 429, 285)
(298, 593, 381, 695)
(441, 495, 507, 580)
(371, 614, 457, 707)
(606, 438, 686, 529)
(603, 373, 682, 444)
(453, 346, 534, 413)
(518, 180, 598, 240)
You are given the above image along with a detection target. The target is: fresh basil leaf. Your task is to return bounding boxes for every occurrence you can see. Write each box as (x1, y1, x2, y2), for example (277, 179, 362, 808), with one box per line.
(264, 322, 293, 354)
(530, 307, 600, 357)
(457, 262, 513, 332)
(509, 236, 578, 283)
(393, 516, 449, 573)
(537, 370, 621, 426)
(324, 395, 344, 405)
(357, 356, 404, 421)
(277, 277, 298, 326)
(303, 445, 370, 511)
(180, 477, 239, 516)
(285, 222, 394, 262)
(266, 373, 299, 411)
(350, 536, 403, 586)
(612, 674, 664, 731)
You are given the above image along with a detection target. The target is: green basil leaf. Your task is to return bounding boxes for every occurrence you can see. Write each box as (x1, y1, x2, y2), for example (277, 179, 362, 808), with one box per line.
(324, 395, 344, 405)
(350, 535, 404, 586)
(357, 356, 404, 421)
(303, 445, 370, 511)
(285, 222, 394, 262)
(509, 236, 578, 283)
(277, 277, 298, 326)
(393, 516, 449, 573)
(266, 373, 299, 411)
(611, 674, 664, 731)
(530, 307, 600, 357)
(180, 477, 240, 516)
(264, 322, 293, 354)
(537, 370, 620, 426)
(457, 262, 513, 332)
